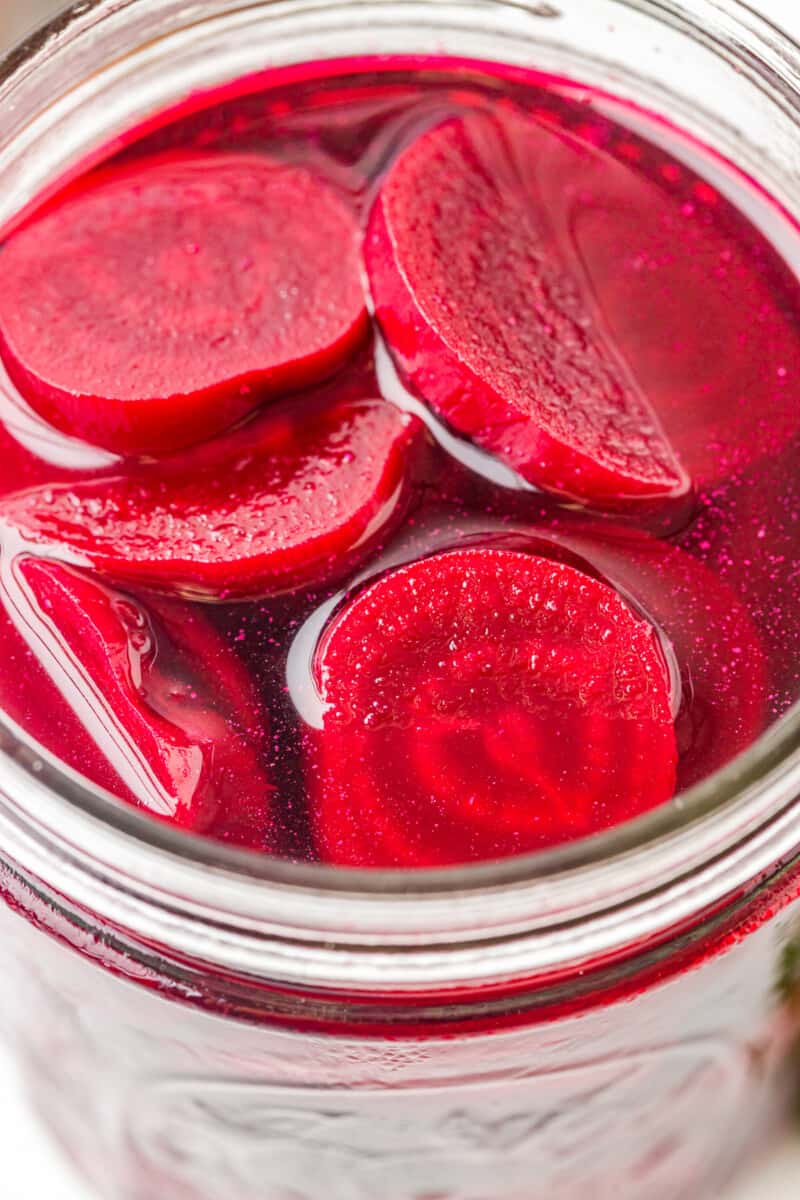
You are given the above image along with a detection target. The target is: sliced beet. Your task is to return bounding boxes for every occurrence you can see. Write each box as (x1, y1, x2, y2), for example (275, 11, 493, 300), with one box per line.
(0, 153, 368, 456)
(0, 579, 142, 811)
(504, 520, 770, 788)
(0, 557, 274, 845)
(305, 547, 677, 868)
(0, 396, 424, 600)
(366, 110, 689, 508)
(564, 162, 800, 488)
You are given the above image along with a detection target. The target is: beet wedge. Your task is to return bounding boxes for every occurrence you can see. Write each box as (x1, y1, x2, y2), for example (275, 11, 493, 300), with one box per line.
(0, 556, 274, 845)
(0, 153, 368, 455)
(0, 397, 424, 600)
(366, 110, 689, 509)
(305, 547, 677, 868)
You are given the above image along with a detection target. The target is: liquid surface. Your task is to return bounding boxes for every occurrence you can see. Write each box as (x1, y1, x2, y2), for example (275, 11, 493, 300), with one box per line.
(0, 59, 798, 868)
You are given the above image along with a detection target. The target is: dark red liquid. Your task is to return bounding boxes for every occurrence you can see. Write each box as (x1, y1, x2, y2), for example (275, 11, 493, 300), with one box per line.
(0, 59, 798, 867)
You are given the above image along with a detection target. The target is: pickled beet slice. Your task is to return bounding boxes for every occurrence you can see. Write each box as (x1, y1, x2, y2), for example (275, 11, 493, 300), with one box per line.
(0, 153, 368, 455)
(0, 557, 274, 845)
(0, 397, 424, 600)
(366, 110, 689, 508)
(563, 163, 800, 487)
(511, 522, 769, 789)
(0, 585, 141, 811)
(305, 548, 677, 868)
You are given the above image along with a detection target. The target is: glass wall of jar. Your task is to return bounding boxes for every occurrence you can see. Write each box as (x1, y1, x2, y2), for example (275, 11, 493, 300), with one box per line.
(1, 2, 800, 1198)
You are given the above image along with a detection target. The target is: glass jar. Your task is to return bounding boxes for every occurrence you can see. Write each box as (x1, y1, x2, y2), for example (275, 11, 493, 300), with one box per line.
(1, 1, 800, 1197)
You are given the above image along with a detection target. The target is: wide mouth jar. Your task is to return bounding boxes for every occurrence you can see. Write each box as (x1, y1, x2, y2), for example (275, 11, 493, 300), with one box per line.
(0, 0, 799, 1008)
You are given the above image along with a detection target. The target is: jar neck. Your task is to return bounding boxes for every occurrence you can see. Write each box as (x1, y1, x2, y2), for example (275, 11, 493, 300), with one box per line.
(1, 732, 800, 994)
(2, 829, 798, 1031)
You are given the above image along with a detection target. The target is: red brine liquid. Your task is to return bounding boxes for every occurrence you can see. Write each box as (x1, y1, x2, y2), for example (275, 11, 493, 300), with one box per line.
(0, 58, 797, 868)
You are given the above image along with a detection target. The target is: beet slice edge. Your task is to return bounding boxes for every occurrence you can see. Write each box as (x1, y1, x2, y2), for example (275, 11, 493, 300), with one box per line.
(0, 396, 425, 601)
(0, 556, 274, 846)
(0, 152, 369, 455)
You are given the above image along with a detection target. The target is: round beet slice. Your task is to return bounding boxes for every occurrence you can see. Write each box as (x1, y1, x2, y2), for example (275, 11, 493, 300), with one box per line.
(0, 556, 274, 846)
(305, 548, 677, 868)
(562, 161, 800, 489)
(513, 521, 769, 789)
(366, 110, 690, 508)
(0, 153, 368, 456)
(0, 396, 424, 600)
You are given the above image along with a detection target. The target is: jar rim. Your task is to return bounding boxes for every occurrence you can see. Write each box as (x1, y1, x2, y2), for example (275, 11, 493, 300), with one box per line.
(0, 0, 799, 990)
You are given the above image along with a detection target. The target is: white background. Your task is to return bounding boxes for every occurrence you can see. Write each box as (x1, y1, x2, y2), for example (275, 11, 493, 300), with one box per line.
(1, 0, 800, 1196)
